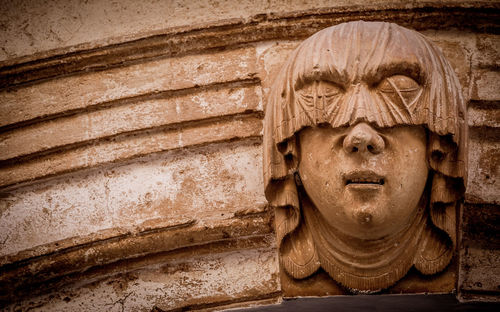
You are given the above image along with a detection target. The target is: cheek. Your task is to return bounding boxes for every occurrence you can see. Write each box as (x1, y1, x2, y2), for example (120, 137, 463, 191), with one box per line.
(300, 154, 343, 196)
(299, 150, 346, 223)
(390, 145, 428, 216)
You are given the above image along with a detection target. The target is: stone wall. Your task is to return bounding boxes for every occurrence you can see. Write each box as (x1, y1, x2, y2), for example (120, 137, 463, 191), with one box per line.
(0, 1, 498, 310)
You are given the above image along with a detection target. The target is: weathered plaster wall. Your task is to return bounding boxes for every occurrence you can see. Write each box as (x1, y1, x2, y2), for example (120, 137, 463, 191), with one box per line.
(0, 0, 486, 62)
(0, 1, 499, 310)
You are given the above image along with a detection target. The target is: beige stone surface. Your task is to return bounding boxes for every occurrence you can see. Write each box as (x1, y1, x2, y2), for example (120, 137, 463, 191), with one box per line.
(0, 46, 257, 128)
(0, 139, 266, 257)
(0, 83, 261, 161)
(422, 30, 476, 100)
(0, 0, 481, 62)
(467, 129, 499, 205)
(468, 102, 500, 128)
(0, 2, 498, 309)
(0, 115, 262, 188)
(7, 247, 280, 311)
(471, 69, 500, 101)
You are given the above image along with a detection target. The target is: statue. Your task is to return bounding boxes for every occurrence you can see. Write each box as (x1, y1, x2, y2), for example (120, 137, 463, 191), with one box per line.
(263, 21, 467, 292)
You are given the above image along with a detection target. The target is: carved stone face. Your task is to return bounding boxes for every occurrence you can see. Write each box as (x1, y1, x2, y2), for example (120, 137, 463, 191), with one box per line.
(264, 21, 467, 291)
(298, 123, 428, 240)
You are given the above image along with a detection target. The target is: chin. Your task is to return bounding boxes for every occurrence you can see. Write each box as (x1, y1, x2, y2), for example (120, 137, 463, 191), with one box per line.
(332, 202, 412, 239)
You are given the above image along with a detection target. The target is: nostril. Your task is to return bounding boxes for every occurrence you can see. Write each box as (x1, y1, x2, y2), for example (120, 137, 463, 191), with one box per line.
(343, 123, 385, 154)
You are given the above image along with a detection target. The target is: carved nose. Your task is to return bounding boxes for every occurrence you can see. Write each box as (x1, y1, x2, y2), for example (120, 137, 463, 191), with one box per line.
(343, 123, 385, 154)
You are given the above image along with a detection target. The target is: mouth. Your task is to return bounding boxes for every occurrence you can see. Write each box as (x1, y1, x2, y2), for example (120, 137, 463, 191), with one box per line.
(344, 171, 385, 186)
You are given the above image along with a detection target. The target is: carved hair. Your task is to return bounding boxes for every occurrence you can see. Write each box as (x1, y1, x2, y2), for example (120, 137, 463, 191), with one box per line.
(263, 21, 467, 290)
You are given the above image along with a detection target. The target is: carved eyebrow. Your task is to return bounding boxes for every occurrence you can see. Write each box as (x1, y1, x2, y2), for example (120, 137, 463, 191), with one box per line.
(294, 66, 348, 90)
(365, 62, 424, 86)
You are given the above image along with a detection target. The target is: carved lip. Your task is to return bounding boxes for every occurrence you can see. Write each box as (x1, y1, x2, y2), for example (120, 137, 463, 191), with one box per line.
(344, 171, 385, 186)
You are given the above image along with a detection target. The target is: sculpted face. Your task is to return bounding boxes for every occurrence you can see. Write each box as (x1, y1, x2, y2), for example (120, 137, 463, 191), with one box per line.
(298, 123, 428, 240)
(264, 21, 466, 290)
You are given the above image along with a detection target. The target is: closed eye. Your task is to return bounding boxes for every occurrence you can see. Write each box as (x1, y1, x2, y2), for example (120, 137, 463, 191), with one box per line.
(377, 75, 422, 111)
(378, 75, 420, 93)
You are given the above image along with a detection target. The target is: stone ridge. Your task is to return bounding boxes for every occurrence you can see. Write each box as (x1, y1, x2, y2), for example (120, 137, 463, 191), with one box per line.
(0, 46, 261, 189)
(0, 81, 260, 162)
(0, 114, 263, 188)
(0, 2, 498, 89)
(0, 47, 259, 128)
(0, 213, 273, 305)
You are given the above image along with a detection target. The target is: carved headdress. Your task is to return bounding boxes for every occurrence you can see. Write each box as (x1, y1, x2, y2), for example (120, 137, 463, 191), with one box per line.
(263, 21, 467, 290)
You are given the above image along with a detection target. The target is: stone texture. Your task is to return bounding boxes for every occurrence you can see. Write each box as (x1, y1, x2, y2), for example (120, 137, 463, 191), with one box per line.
(0, 46, 257, 128)
(0, 139, 266, 256)
(0, 2, 499, 310)
(471, 70, 500, 102)
(280, 264, 457, 298)
(0, 115, 263, 188)
(422, 29, 476, 100)
(256, 41, 300, 101)
(264, 21, 466, 293)
(466, 128, 500, 205)
(0, 0, 478, 62)
(0, 83, 261, 161)
(476, 33, 500, 68)
(2, 2, 498, 90)
(459, 204, 500, 301)
(7, 247, 280, 311)
(461, 248, 500, 292)
(468, 101, 500, 128)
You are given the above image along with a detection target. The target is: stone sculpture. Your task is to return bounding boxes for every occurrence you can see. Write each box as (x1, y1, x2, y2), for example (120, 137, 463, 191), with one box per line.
(263, 21, 467, 291)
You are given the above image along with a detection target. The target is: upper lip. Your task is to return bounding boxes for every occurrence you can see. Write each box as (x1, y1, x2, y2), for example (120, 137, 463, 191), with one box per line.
(344, 170, 385, 185)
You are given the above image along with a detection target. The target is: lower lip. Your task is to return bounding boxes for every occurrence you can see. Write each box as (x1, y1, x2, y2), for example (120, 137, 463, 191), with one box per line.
(346, 184, 383, 190)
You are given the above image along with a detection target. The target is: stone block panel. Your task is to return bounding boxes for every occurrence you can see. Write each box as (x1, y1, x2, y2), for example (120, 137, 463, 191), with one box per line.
(459, 203, 500, 299)
(424, 31, 500, 103)
(424, 30, 475, 99)
(0, 115, 262, 188)
(468, 101, 500, 128)
(476, 33, 500, 68)
(5, 245, 280, 311)
(0, 139, 266, 258)
(0, 46, 258, 128)
(471, 69, 500, 102)
(0, 82, 261, 161)
(466, 128, 500, 205)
